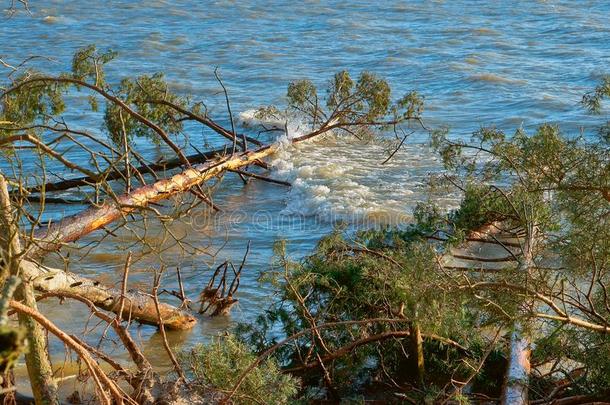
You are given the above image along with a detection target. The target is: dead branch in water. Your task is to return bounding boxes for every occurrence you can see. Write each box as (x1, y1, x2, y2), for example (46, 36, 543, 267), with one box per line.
(1, 55, 430, 403)
(228, 168, 291, 187)
(28, 144, 278, 258)
(199, 241, 249, 316)
(152, 269, 186, 381)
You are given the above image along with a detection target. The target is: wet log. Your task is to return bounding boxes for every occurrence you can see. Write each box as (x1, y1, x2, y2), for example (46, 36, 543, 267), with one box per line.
(228, 169, 291, 187)
(21, 128, 330, 329)
(26, 116, 339, 259)
(20, 260, 196, 330)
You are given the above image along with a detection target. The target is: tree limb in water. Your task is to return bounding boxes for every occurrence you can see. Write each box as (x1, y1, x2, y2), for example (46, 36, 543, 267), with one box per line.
(20, 260, 196, 330)
(20, 148, 229, 195)
(28, 144, 278, 257)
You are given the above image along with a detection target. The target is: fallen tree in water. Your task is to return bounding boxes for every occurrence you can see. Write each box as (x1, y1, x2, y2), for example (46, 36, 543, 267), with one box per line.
(27, 122, 360, 258)
(0, 43, 427, 403)
(3, 42, 608, 405)
(212, 119, 608, 403)
(20, 260, 196, 329)
(28, 144, 280, 258)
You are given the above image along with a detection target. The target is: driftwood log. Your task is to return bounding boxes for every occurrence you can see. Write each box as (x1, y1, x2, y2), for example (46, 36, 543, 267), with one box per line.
(29, 123, 333, 258)
(20, 260, 196, 330)
(19, 125, 332, 330)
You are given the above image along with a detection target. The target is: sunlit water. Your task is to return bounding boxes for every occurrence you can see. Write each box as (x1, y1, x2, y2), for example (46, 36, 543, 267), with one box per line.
(2, 0, 610, 387)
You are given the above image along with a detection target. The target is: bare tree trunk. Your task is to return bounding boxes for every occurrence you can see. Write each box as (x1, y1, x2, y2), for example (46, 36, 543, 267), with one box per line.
(14, 283, 60, 405)
(502, 324, 531, 404)
(28, 125, 338, 258)
(20, 260, 196, 330)
(501, 225, 536, 405)
(21, 148, 229, 194)
(409, 320, 425, 387)
(30, 144, 279, 257)
(440, 221, 534, 404)
(0, 276, 23, 405)
(0, 174, 59, 405)
(9, 300, 125, 405)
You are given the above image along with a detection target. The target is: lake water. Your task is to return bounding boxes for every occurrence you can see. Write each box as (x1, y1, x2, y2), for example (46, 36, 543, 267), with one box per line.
(2, 0, 609, 377)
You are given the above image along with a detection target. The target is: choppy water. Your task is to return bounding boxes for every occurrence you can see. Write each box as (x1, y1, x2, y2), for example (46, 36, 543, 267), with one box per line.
(2, 0, 610, 379)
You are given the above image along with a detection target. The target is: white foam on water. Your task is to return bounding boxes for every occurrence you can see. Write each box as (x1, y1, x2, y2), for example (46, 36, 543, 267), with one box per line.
(239, 109, 456, 226)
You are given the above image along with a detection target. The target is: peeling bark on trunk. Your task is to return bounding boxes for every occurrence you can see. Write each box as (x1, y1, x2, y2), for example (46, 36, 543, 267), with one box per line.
(18, 133, 329, 330)
(29, 145, 279, 258)
(28, 125, 337, 258)
(20, 260, 196, 330)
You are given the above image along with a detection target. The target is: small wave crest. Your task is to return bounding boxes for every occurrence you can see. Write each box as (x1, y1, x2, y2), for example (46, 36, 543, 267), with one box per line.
(468, 73, 527, 85)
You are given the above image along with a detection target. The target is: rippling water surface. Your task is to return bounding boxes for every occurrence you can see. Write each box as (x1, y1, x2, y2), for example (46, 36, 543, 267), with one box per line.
(2, 0, 610, 376)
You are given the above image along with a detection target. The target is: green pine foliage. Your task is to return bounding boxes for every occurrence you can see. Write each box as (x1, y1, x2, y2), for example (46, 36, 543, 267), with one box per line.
(179, 335, 299, 405)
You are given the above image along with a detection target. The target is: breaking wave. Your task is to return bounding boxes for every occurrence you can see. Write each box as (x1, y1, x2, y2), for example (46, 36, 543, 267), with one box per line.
(239, 109, 458, 226)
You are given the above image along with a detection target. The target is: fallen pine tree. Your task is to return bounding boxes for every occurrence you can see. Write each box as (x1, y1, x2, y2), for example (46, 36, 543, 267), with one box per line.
(1, 44, 428, 404)
(28, 144, 280, 258)
(3, 43, 607, 405)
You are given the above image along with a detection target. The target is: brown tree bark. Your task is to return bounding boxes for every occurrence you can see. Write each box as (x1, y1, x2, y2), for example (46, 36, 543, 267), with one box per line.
(409, 321, 425, 387)
(29, 144, 279, 258)
(0, 175, 59, 405)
